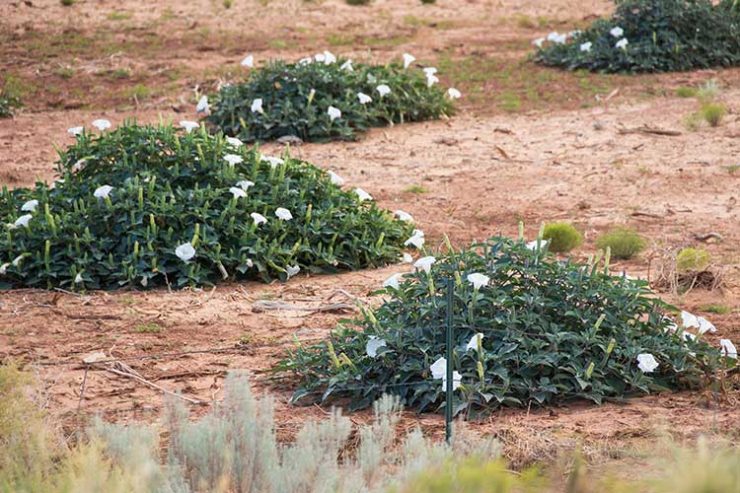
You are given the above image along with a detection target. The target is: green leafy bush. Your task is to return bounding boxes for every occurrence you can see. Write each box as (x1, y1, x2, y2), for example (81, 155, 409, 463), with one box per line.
(283, 237, 727, 414)
(676, 247, 711, 272)
(595, 227, 646, 259)
(0, 89, 21, 118)
(207, 55, 456, 142)
(542, 222, 582, 253)
(534, 0, 740, 73)
(0, 123, 414, 290)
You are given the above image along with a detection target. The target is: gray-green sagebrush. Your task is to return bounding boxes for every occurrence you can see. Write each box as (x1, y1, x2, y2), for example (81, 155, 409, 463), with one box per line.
(282, 238, 729, 414)
(207, 58, 454, 142)
(0, 123, 412, 290)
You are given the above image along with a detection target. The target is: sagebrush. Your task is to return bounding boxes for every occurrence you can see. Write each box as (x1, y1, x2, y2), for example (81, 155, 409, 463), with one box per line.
(207, 56, 455, 142)
(283, 237, 730, 414)
(0, 123, 413, 290)
(534, 0, 740, 73)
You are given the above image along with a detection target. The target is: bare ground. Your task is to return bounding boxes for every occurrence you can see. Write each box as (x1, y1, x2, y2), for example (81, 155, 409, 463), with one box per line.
(1, 0, 739, 473)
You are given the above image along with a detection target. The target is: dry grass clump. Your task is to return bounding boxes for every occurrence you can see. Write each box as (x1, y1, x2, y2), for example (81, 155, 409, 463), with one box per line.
(651, 247, 724, 293)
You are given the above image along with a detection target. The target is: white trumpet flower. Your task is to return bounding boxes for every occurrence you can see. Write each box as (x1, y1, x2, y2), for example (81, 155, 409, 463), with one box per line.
(92, 119, 111, 131)
(467, 273, 490, 290)
(251, 212, 267, 226)
(402, 53, 416, 69)
(175, 242, 196, 262)
(251, 98, 264, 114)
(414, 256, 436, 273)
(637, 353, 659, 373)
(275, 207, 293, 221)
(366, 336, 387, 358)
(179, 120, 199, 133)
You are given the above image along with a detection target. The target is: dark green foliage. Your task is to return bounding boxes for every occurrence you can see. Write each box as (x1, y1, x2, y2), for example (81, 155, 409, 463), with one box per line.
(534, 0, 740, 73)
(207, 58, 454, 143)
(282, 238, 726, 414)
(596, 227, 646, 259)
(0, 90, 21, 118)
(542, 222, 582, 253)
(346, 0, 371, 4)
(0, 123, 413, 290)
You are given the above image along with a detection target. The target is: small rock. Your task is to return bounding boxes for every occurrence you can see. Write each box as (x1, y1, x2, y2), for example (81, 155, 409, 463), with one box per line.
(82, 351, 107, 364)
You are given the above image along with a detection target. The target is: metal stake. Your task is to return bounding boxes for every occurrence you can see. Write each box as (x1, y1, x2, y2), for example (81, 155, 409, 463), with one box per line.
(445, 276, 454, 445)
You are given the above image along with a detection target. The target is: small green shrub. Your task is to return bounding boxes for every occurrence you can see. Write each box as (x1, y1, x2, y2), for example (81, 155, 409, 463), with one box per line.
(534, 0, 740, 73)
(0, 123, 413, 290)
(676, 247, 711, 272)
(700, 304, 729, 315)
(60, 0, 75, 5)
(346, 0, 371, 4)
(420, 0, 437, 3)
(700, 102, 726, 127)
(0, 89, 21, 118)
(675, 87, 697, 98)
(283, 237, 726, 414)
(595, 227, 646, 259)
(207, 55, 455, 143)
(542, 222, 582, 253)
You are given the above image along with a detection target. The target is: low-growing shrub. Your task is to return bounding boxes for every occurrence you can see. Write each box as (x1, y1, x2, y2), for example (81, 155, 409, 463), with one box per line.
(534, 0, 740, 73)
(283, 237, 729, 414)
(676, 247, 710, 272)
(0, 89, 21, 118)
(595, 227, 646, 260)
(542, 222, 582, 253)
(0, 123, 414, 290)
(346, 0, 371, 4)
(207, 54, 456, 142)
(700, 102, 726, 127)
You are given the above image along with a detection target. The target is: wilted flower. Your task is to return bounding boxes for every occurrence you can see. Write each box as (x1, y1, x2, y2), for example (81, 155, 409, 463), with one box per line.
(402, 53, 416, 69)
(328, 171, 345, 186)
(327, 106, 342, 121)
(720, 339, 737, 359)
(179, 120, 200, 133)
(226, 136, 244, 147)
(224, 154, 244, 166)
(12, 255, 23, 267)
(366, 336, 387, 358)
(402, 252, 413, 263)
(12, 214, 33, 229)
(615, 38, 628, 50)
(610, 26, 624, 38)
(414, 256, 436, 273)
(354, 188, 372, 201)
(447, 88, 462, 99)
(286, 265, 301, 278)
(422, 67, 437, 77)
(466, 333, 484, 352)
(681, 311, 716, 334)
(251, 98, 264, 114)
(533, 37, 545, 48)
(92, 119, 111, 131)
(251, 212, 267, 225)
(241, 54, 254, 68)
(229, 187, 247, 199)
(0, 263, 8, 275)
(21, 200, 39, 212)
(260, 155, 284, 167)
(394, 210, 413, 222)
(67, 126, 83, 136)
(236, 180, 254, 191)
(426, 74, 439, 87)
(376, 84, 391, 97)
(404, 229, 425, 249)
(340, 59, 353, 71)
(636, 353, 659, 373)
(467, 273, 490, 289)
(357, 92, 372, 104)
(196, 95, 209, 114)
(71, 158, 88, 173)
(298, 57, 313, 65)
(383, 273, 402, 290)
(175, 242, 196, 262)
(93, 185, 113, 200)
(275, 207, 293, 221)
(580, 41, 592, 52)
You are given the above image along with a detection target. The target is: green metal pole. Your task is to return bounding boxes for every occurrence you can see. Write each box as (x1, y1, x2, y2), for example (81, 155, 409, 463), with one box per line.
(445, 277, 454, 445)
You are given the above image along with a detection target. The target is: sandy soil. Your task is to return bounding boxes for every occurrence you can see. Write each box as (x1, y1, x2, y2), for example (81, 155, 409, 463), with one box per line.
(1, 0, 739, 471)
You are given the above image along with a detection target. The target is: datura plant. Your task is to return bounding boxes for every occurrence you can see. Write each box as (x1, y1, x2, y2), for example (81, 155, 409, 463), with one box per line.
(282, 237, 734, 415)
(533, 0, 740, 73)
(206, 52, 459, 142)
(0, 122, 415, 290)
